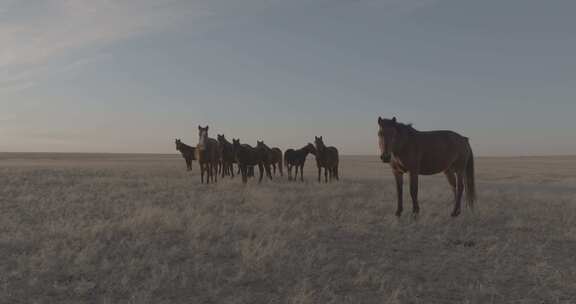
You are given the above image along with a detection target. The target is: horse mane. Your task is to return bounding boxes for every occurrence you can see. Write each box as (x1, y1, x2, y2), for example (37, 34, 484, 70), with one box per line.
(396, 122, 418, 134)
(178, 141, 195, 150)
(258, 141, 271, 150)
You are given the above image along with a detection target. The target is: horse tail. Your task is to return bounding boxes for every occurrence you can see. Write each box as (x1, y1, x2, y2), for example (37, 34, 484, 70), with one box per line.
(465, 144, 476, 209)
(333, 149, 339, 179)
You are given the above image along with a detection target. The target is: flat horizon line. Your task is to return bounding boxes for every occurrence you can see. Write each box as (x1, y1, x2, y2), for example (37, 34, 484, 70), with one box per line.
(2, 151, 576, 159)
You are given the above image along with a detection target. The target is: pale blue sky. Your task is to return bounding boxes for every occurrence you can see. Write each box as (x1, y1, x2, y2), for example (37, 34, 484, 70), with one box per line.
(1, 0, 575, 155)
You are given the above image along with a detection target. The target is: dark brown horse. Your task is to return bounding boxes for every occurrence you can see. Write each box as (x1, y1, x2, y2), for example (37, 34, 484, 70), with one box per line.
(378, 117, 476, 217)
(232, 139, 272, 184)
(284, 143, 316, 182)
(197, 126, 221, 184)
(314, 136, 339, 183)
(217, 134, 235, 178)
(256, 141, 283, 176)
(175, 138, 196, 171)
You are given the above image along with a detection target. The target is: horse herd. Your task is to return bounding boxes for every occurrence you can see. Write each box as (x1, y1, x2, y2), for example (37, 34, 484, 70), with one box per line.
(175, 126, 339, 184)
(175, 117, 477, 217)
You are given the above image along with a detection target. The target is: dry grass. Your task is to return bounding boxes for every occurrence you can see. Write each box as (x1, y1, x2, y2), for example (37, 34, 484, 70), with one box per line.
(1, 153, 576, 303)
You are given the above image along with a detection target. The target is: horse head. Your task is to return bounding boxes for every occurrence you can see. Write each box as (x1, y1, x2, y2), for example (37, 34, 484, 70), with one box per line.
(198, 126, 209, 148)
(377, 116, 398, 163)
(306, 143, 316, 155)
(314, 136, 326, 152)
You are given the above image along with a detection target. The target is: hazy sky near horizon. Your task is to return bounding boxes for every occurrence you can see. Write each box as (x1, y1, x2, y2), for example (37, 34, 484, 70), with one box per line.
(1, 0, 575, 156)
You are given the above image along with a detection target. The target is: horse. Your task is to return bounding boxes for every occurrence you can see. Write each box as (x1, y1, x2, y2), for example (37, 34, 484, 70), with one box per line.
(175, 138, 196, 171)
(284, 143, 316, 182)
(256, 140, 283, 176)
(378, 116, 476, 217)
(232, 139, 272, 184)
(314, 136, 339, 183)
(197, 126, 221, 184)
(217, 134, 235, 178)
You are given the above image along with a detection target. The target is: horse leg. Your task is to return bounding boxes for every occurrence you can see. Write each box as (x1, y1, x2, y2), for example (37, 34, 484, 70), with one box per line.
(279, 161, 283, 177)
(200, 163, 204, 184)
(211, 163, 215, 184)
(214, 162, 218, 183)
(452, 172, 465, 217)
(231, 163, 235, 178)
(258, 164, 264, 183)
(317, 166, 321, 183)
(272, 164, 276, 176)
(240, 165, 247, 184)
(394, 172, 403, 217)
(300, 165, 305, 182)
(330, 167, 334, 181)
(409, 172, 420, 216)
(264, 164, 272, 180)
(324, 167, 328, 183)
(206, 163, 212, 184)
(444, 170, 457, 201)
(334, 165, 339, 181)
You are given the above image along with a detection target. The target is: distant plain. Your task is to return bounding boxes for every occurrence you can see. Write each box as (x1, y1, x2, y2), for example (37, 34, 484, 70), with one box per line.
(1, 153, 575, 303)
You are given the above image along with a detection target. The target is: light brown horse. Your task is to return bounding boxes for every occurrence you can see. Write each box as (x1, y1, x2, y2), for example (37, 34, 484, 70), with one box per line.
(197, 126, 221, 184)
(314, 136, 339, 183)
(256, 141, 283, 176)
(378, 117, 476, 217)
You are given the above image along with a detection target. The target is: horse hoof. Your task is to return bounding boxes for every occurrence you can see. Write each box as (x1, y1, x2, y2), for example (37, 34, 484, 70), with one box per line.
(451, 210, 461, 217)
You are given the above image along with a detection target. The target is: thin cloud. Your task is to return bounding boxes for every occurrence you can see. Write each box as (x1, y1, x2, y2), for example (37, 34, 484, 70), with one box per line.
(0, 0, 207, 91)
(0, 0, 204, 68)
(0, 0, 438, 92)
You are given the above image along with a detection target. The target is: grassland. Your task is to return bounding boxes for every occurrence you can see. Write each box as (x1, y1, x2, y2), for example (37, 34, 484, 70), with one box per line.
(1, 153, 576, 303)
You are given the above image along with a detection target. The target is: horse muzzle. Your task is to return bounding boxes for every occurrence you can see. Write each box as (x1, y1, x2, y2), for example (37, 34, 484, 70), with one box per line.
(380, 153, 391, 163)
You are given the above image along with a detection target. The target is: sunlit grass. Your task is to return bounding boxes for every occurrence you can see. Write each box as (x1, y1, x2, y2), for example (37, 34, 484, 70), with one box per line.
(1, 154, 575, 303)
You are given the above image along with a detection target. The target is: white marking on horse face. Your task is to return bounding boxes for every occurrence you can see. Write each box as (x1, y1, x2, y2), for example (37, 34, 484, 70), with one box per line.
(378, 128, 387, 154)
(199, 130, 207, 146)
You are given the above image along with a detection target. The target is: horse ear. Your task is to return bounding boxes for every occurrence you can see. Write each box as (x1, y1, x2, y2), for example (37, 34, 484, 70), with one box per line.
(392, 117, 397, 123)
(378, 117, 383, 124)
